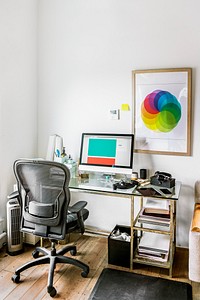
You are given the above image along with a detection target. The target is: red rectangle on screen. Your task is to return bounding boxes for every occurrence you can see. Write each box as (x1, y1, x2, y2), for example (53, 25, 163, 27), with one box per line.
(87, 157, 115, 166)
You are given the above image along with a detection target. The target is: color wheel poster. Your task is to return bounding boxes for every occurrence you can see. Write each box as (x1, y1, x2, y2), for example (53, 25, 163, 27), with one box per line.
(133, 69, 191, 155)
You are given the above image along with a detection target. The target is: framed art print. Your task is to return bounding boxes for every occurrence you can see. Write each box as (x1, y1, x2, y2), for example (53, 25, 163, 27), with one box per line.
(133, 68, 192, 156)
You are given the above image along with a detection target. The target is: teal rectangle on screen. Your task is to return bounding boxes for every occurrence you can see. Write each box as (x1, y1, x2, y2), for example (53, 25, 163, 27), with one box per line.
(88, 139, 117, 157)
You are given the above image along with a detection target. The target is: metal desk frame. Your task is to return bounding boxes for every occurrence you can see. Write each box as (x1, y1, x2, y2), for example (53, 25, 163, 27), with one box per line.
(69, 177, 181, 276)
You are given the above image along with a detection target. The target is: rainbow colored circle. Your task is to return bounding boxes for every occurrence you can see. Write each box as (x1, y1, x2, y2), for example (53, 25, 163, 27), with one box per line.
(141, 90, 181, 132)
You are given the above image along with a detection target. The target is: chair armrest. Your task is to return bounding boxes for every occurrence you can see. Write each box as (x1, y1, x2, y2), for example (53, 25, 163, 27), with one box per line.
(68, 201, 87, 213)
(7, 190, 19, 200)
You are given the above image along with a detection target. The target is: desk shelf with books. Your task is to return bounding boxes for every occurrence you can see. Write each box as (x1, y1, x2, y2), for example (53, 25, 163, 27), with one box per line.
(130, 182, 181, 277)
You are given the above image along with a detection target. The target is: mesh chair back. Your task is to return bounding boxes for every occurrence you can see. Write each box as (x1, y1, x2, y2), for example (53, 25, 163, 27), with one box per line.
(14, 159, 70, 240)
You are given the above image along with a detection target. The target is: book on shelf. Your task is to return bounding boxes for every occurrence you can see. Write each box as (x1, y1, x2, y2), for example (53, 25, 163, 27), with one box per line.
(138, 207, 170, 226)
(144, 198, 170, 215)
(138, 219, 170, 227)
(137, 224, 170, 233)
(136, 249, 169, 262)
(138, 231, 170, 254)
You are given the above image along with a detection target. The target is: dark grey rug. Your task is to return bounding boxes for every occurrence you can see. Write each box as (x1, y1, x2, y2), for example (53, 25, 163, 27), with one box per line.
(89, 268, 192, 300)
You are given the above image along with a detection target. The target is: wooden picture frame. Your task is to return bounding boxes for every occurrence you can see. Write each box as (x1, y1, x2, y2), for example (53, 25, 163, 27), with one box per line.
(133, 68, 192, 156)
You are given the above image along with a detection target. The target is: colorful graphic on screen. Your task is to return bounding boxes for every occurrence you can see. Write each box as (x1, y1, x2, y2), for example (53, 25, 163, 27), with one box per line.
(87, 138, 116, 166)
(141, 89, 182, 133)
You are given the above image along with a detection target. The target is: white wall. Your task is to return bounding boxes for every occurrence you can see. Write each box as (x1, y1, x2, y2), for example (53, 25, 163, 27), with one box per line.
(36, 0, 200, 247)
(0, 0, 38, 225)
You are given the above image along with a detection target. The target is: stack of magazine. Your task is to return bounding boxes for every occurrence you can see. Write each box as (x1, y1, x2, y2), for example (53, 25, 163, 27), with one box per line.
(137, 231, 170, 262)
(136, 198, 170, 262)
(138, 198, 170, 227)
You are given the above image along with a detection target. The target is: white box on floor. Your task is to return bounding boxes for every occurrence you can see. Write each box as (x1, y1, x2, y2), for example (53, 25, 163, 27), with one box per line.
(0, 218, 4, 234)
(23, 233, 40, 245)
(0, 232, 7, 249)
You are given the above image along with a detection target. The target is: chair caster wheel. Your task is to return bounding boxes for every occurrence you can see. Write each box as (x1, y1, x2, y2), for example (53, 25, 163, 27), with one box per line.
(48, 286, 57, 297)
(81, 270, 89, 278)
(32, 250, 39, 258)
(70, 248, 77, 256)
(12, 274, 20, 283)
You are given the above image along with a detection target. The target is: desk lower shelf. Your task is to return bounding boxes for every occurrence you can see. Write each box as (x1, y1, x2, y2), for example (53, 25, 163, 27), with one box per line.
(132, 247, 175, 269)
(130, 195, 177, 277)
(133, 256, 171, 269)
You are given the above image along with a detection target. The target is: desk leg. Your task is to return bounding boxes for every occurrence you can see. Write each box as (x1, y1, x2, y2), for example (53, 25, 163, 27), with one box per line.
(173, 201, 177, 247)
(130, 195, 134, 270)
(169, 200, 176, 277)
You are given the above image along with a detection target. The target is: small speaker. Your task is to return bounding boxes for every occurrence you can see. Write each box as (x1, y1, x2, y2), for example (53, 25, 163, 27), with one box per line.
(140, 169, 147, 179)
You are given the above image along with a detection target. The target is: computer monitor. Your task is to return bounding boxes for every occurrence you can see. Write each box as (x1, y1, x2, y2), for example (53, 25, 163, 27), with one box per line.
(79, 133, 134, 176)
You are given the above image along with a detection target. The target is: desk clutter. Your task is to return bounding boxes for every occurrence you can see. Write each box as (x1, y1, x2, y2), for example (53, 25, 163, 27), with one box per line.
(46, 134, 77, 178)
(134, 171, 176, 197)
(78, 170, 176, 196)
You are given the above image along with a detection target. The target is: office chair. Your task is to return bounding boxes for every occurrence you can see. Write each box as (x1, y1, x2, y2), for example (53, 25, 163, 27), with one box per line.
(10, 159, 89, 297)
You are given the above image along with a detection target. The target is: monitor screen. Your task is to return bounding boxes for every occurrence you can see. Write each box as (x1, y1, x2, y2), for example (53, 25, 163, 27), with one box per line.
(79, 133, 134, 176)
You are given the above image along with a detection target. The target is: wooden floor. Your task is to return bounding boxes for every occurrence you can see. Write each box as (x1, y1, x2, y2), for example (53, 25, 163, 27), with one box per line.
(0, 234, 200, 299)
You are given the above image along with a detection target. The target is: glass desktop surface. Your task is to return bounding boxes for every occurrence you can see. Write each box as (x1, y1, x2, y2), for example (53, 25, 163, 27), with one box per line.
(69, 177, 137, 196)
(69, 176, 181, 200)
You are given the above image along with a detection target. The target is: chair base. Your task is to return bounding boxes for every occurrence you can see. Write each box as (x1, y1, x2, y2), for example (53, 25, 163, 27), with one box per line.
(11, 241, 89, 297)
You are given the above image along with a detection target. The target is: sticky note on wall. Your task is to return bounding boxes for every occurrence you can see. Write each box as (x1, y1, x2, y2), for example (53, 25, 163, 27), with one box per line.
(121, 104, 130, 111)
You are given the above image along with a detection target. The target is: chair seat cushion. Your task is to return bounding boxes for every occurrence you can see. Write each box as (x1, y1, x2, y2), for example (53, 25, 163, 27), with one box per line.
(191, 203, 200, 232)
(66, 208, 89, 230)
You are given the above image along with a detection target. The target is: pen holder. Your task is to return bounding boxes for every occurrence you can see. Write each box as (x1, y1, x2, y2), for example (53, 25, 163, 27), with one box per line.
(54, 157, 67, 163)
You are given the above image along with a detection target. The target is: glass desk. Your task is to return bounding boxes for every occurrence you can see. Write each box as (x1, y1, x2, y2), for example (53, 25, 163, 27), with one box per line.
(69, 177, 181, 276)
(69, 177, 139, 196)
